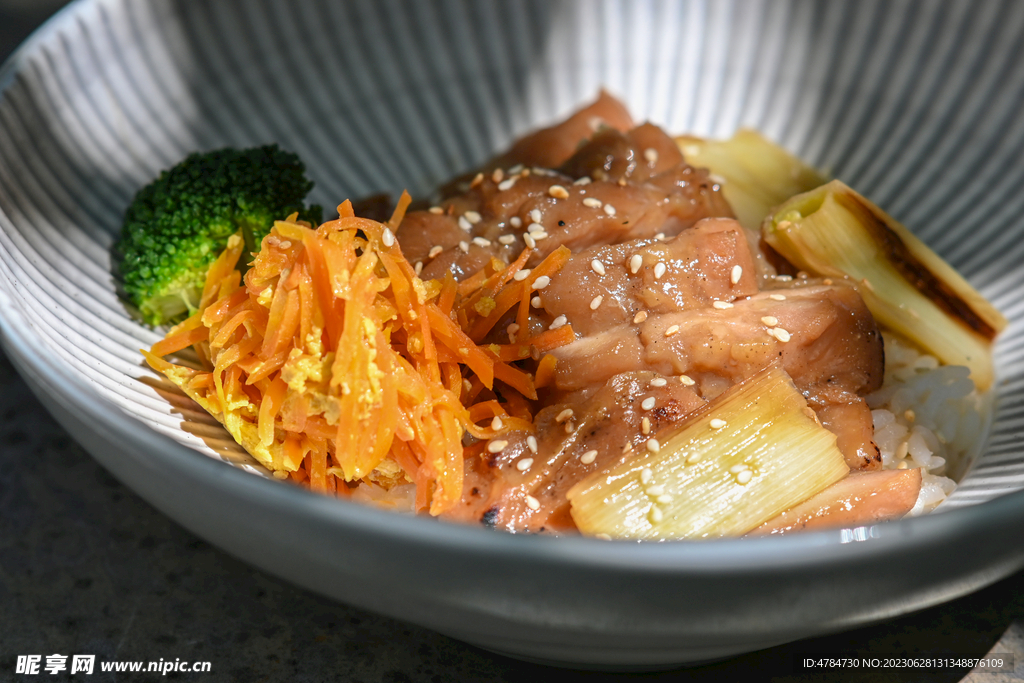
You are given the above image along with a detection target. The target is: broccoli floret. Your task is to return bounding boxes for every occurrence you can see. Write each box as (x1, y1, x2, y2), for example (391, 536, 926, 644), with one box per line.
(116, 144, 322, 326)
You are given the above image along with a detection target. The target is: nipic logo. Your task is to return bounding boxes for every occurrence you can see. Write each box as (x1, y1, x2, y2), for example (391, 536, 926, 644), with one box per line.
(15, 655, 95, 675)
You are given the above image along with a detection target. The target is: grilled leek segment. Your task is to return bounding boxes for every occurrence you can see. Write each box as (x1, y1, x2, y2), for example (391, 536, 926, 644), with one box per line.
(566, 364, 850, 540)
(676, 129, 827, 230)
(763, 181, 1006, 391)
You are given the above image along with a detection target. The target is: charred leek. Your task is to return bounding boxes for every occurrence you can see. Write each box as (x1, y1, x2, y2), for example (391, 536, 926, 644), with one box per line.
(762, 181, 1006, 391)
(566, 365, 850, 540)
(676, 129, 827, 231)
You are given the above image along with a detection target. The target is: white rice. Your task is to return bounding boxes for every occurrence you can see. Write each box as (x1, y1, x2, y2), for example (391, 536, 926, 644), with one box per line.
(866, 334, 990, 515)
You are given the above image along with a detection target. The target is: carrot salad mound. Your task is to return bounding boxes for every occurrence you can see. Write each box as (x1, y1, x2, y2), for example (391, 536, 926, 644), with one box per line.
(144, 193, 573, 515)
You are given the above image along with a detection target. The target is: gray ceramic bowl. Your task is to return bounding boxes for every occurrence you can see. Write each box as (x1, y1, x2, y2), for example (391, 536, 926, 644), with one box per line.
(2, 0, 1024, 669)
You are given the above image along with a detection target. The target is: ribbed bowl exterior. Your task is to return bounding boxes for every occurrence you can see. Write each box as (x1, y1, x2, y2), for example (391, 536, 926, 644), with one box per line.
(2, 0, 1024, 667)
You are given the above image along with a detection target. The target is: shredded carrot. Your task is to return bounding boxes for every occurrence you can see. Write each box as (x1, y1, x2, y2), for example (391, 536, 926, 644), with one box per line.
(468, 245, 571, 341)
(494, 324, 575, 361)
(534, 353, 558, 389)
(146, 199, 572, 516)
(151, 326, 210, 358)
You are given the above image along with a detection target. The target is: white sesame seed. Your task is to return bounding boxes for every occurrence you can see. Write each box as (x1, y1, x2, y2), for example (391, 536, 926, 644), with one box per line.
(655, 232, 667, 241)
(463, 378, 473, 394)
(498, 177, 517, 191)
(428, 245, 444, 258)
(510, 216, 522, 228)
(429, 206, 444, 215)
(686, 452, 703, 464)
(761, 316, 779, 327)
(487, 440, 508, 453)
(491, 416, 503, 431)
(590, 295, 603, 310)
(604, 204, 617, 216)
(382, 228, 395, 247)
(904, 409, 916, 422)
(656, 494, 673, 504)
(679, 374, 695, 386)
(458, 215, 473, 231)
(730, 265, 743, 285)
(527, 222, 545, 233)
(516, 457, 534, 472)
(709, 418, 727, 429)
(459, 241, 469, 253)
(525, 495, 541, 511)
(414, 261, 423, 275)
(646, 439, 661, 453)
(583, 197, 603, 209)
(736, 470, 753, 485)
(644, 148, 659, 164)
(564, 421, 575, 434)
(641, 416, 651, 435)
(729, 463, 749, 473)
(775, 275, 793, 282)
(471, 172, 484, 187)
(650, 377, 667, 387)
(573, 176, 592, 185)
(523, 233, 537, 249)
(641, 397, 656, 411)
(530, 209, 542, 224)
(531, 231, 549, 241)
(769, 293, 787, 301)
(649, 505, 663, 523)
(549, 184, 570, 199)
(491, 168, 504, 183)
(646, 484, 665, 496)
(580, 450, 598, 465)
(531, 275, 550, 290)
(712, 300, 733, 309)
(640, 468, 653, 485)
(526, 435, 538, 454)
(665, 324, 680, 337)
(507, 322, 520, 335)
(555, 408, 574, 423)
(629, 254, 643, 274)
(591, 259, 606, 275)
(509, 164, 524, 175)
(623, 442, 634, 454)
(498, 234, 516, 245)
(472, 236, 492, 247)
(654, 262, 667, 279)
(465, 210, 482, 224)
(773, 327, 792, 342)
(531, 296, 543, 308)
(549, 315, 568, 330)
(513, 269, 532, 281)
(633, 311, 648, 324)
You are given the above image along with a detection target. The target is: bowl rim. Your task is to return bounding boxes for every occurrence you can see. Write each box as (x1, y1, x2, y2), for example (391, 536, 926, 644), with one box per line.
(2, 0, 1024, 576)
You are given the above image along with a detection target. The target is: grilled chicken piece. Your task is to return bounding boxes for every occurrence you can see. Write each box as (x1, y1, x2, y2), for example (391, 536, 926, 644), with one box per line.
(749, 469, 922, 535)
(402, 165, 735, 281)
(559, 122, 686, 184)
(398, 104, 733, 281)
(441, 372, 704, 532)
(550, 283, 884, 469)
(539, 218, 759, 336)
(492, 89, 636, 172)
